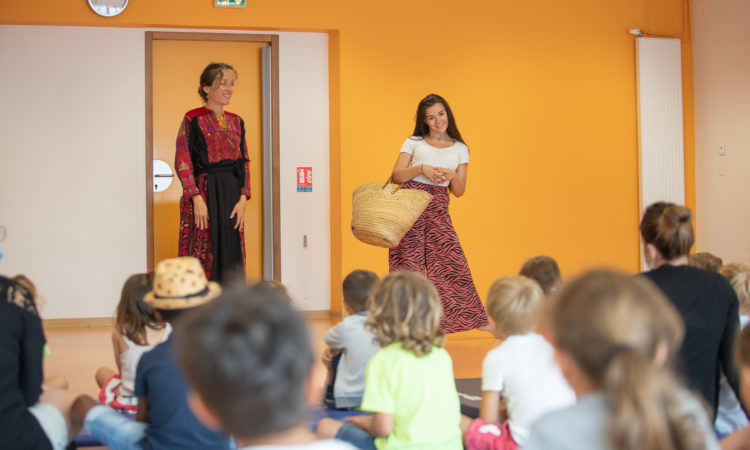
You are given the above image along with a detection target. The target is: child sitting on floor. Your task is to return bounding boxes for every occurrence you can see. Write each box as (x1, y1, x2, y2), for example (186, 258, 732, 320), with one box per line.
(1, 275, 80, 450)
(322, 269, 380, 409)
(317, 271, 463, 449)
(173, 280, 356, 449)
(719, 325, 750, 450)
(688, 251, 724, 272)
(524, 270, 718, 450)
(13, 274, 68, 390)
(95, 273, 170, 412)
(462, 275, 575, 450)
(72, 257, 231, 450)
(519, 255, 562, 294)
(714, 262, 750, 436)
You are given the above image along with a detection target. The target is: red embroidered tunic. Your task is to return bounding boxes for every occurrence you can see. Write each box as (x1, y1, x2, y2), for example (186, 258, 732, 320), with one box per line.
(175, 107, 251, 281)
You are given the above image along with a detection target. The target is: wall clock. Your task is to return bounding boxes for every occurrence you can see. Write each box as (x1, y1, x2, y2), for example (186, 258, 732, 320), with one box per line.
(88, 0, 128, 17)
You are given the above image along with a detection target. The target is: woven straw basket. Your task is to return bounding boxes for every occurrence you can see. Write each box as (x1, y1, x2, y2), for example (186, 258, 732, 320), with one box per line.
(351, 181, 433, 248)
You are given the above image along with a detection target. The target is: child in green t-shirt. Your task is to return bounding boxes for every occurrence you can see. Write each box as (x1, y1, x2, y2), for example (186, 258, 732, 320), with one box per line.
(316, 271, 463, 450)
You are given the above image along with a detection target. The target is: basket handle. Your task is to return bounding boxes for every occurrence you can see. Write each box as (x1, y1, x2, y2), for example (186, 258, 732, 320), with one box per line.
(382, 176, 404, 194)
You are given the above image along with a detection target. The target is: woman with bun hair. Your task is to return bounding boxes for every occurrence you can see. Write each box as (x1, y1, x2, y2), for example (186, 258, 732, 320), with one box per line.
(524, 270, 717, 450)
(175, 62, 251, 282)
(640, 202, 744, 418)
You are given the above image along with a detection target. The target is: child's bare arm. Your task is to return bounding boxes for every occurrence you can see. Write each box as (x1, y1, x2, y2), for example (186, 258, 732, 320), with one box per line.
(721, 426, 750, 450)
(369, 412, 393, 437)
(321, 347, 343, 369)
(346, 413, 393, 437)
(136, 397, 150, 423)
(479, 390, 503, 424)
(111, 329, 126, 374)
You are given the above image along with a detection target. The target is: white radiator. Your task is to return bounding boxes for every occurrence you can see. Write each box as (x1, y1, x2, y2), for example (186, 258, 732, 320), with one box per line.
(636, 37, 685, 211)
(636, 37, 685, 268)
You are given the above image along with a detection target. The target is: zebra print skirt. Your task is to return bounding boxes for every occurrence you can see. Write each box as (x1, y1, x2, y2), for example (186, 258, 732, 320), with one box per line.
(388, 180, 488, 333)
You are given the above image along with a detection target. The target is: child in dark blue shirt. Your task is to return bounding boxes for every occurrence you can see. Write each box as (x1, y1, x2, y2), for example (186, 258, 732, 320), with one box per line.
(72, 257, 231, 450)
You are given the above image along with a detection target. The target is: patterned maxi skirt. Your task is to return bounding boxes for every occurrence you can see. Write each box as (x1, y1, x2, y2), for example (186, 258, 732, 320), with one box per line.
(178, 165, 245, 283)
(389, 180, 488, 333)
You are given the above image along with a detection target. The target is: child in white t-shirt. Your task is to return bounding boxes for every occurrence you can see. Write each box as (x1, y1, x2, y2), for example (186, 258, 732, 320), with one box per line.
(462, 275, 575, 450)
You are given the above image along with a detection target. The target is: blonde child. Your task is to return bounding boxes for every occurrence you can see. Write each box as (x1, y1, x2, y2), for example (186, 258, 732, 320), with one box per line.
(715, 262, 750, 436)
(95, 273, 170, 412)
(524, 270, 718, 450)
(688, 252, 724, 272)
(719, 325, 750, 450)
(462, 275, 575, 449)
(316, 271, 462, 449)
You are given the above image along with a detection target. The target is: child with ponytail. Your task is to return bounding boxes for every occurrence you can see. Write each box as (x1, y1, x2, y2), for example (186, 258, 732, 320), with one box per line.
(95, 273, 170, 412)
(640, 202, 743, 417)
(524, 270, 718, 450)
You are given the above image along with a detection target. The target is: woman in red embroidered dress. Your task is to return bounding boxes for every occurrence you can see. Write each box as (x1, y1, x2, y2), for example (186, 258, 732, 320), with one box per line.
(174, 62, 251, 282)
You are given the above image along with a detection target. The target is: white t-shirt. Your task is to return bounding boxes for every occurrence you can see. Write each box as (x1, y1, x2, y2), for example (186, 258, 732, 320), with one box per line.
(399, 137, 469, 187)
(482, 333, 576, 445)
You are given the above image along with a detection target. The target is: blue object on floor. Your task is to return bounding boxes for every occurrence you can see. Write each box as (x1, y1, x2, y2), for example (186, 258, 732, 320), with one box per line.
(456, 377, 482, 418)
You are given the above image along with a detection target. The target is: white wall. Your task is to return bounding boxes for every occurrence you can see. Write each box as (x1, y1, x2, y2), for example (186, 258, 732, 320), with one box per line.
(0, 25, 330, 318)
(693, 0, 750, 264)
(278, 34, 331, 311)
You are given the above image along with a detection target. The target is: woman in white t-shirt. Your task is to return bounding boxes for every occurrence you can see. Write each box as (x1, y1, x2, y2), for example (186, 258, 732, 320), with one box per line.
(390, 94, 487, 333)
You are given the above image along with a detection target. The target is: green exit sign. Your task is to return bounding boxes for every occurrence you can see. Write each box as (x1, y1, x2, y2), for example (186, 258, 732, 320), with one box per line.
(215, 0, 246, 7)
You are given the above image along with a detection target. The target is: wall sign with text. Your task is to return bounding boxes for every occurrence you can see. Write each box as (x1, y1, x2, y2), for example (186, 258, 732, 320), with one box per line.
(296, 167, 312, 192)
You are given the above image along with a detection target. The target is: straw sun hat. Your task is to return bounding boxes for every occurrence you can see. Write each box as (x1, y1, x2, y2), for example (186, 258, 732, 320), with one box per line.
(144, 257, 221, 310)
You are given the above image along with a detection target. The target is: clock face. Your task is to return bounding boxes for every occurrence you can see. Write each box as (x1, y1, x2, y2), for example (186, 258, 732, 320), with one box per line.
(88, 0, 128, 17)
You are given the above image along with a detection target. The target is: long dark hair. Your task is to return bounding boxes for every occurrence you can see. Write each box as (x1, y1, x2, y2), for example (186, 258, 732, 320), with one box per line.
(116, 273, 164, 346)
(411, 94, 466, 146)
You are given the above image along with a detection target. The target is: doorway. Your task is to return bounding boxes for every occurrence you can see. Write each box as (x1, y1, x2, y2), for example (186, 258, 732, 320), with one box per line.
(145, 32, 280, 280)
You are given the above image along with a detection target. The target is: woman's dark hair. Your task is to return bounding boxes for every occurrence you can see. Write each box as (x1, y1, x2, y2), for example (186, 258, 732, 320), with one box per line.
(639, 202, 695, 261)
(198, 62, 236, 102)
(411, 94, 466, 146)
(115, 273, 164, 346)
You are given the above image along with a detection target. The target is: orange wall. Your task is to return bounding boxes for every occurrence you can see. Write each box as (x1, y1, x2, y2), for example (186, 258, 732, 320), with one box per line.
(1, 0, 695, 310)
